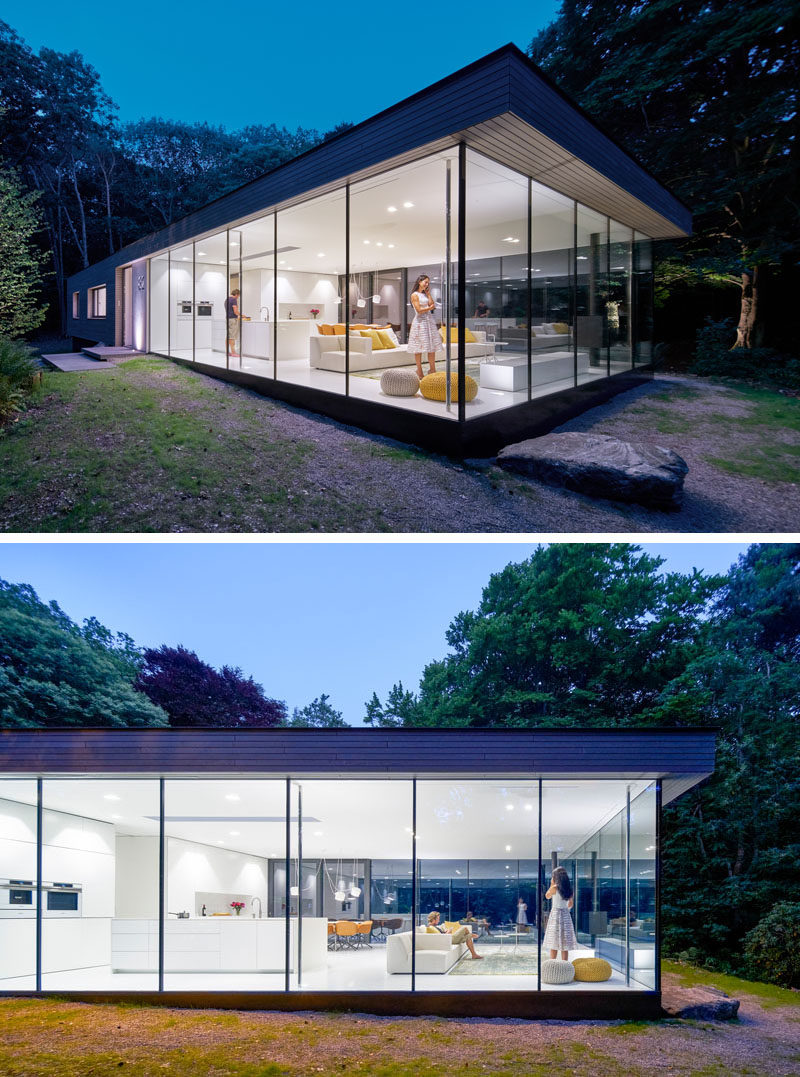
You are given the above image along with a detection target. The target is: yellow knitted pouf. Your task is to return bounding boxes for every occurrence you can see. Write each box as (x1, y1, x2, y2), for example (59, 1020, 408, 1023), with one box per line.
(571, 957, 612, 982)
(419, 371, 478, 403)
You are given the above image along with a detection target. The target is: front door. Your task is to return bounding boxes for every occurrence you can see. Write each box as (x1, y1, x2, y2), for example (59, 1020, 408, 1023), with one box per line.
(122, 266, 133, 346)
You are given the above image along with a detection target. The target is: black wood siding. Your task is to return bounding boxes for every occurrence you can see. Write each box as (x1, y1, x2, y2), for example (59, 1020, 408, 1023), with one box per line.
(0, 728, 715, 782)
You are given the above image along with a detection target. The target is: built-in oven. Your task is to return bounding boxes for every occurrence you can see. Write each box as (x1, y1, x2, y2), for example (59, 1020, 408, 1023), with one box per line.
(0, 878, 36, 916)
(43, 881, 82, 917)
(195, 300, 213, 317)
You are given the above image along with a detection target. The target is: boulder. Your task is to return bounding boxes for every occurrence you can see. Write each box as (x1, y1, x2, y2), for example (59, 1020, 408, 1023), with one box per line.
(661, 984, 741, 1021)
(496, 432, 688, 510)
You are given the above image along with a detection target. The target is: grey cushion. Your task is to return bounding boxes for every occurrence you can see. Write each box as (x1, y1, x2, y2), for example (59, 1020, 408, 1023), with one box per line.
(381, 368, 420, 396)
(541, 958, 575, 984)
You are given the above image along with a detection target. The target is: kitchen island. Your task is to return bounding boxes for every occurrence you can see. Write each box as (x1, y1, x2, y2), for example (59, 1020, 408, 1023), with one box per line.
(211, 319, 315, 361)
(111, 917, 327, 973)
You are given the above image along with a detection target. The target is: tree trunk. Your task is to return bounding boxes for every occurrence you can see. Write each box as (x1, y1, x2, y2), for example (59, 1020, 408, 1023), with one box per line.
(732, 266, 765, 349)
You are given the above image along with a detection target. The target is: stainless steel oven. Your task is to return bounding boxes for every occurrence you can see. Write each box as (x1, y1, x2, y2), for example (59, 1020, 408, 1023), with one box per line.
(196, 300, 213, 317)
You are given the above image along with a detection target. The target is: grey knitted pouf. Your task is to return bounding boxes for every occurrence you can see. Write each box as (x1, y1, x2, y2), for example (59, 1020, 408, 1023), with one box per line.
(380, 368, 420, 396)
(541, 958, 575, 984)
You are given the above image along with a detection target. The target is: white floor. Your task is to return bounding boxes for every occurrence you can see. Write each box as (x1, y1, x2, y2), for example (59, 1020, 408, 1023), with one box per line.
(165, 348, 634, 422)
(1, 948, 648, 994)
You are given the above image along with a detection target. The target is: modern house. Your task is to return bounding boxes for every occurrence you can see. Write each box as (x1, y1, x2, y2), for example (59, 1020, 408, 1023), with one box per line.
(66, 45, 690, 455)
(0, 727, 714, 1018)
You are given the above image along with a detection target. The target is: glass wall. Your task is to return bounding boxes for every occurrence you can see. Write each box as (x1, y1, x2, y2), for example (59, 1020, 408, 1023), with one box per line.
(287, 780, 413, 992)
(163, 779, 286, 992)
(0, 780, 38, 990)
(464, 150, 530, 412)
(530, 183, 575, 396)
(0, 776, 658, 996)
(40, 779, 160, 991)
(349, 151, 456, 412)
(415, 781, 539, 991)
(146, 151, 654, 432)
(576, 206, 609, 378)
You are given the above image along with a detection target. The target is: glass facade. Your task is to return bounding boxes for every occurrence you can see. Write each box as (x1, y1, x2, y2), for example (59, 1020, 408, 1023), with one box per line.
(0, 777, 658, 997)
(145, 146, 655, 433)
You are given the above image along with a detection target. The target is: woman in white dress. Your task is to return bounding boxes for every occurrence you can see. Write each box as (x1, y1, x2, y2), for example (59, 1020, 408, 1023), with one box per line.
(542, 866, 577, 960)
(407, 274, 440, 380)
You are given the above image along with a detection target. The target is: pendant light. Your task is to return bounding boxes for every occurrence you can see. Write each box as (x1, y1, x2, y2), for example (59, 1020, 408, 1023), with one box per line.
(289, 857, 299, 897)
(349, 857, 361, 898)
(334, 857, 347, 902)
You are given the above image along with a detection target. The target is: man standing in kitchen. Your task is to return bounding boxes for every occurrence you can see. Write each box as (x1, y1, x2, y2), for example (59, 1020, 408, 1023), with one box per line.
(226, 288, 250, 359)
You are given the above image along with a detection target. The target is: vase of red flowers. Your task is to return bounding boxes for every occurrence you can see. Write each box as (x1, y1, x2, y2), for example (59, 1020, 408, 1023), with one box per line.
(230, 901, 245, 916)
(310, 308, 320, 320)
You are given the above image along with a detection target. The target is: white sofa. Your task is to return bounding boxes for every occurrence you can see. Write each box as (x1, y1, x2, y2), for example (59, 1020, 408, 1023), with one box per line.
(480, 351, 589, 391)
(309, 332, 496, 373)
(530, 324, 572, 351)
(386, 928, 468, 974)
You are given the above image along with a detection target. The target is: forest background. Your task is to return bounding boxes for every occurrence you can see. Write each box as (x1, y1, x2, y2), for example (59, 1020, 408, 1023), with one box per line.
(1, 542, 798, 985)
(1, 0, 798, 363)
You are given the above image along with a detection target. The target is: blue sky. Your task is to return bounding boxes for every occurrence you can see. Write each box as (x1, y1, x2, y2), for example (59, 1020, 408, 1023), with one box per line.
(1, 541, 751, 724)
(8, 1, 561, 133)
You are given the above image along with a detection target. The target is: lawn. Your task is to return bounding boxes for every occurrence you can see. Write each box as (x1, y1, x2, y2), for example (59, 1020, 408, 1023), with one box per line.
(1, 358, 798, 533)
(0, 965, 798, 1076)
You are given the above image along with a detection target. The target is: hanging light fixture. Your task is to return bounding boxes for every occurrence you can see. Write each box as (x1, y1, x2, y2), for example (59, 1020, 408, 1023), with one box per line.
(333, 857, 347, 902)
(349, 857, 361, 898)
(289, 857, 299, 897)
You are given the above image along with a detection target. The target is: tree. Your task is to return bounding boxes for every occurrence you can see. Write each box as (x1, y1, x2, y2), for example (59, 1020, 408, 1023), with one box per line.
(135, 644, 287, 728)
(289, 694, 348, 728)
(409, 544, 720, 728)
(363, 683, 420, 727)
(529, 0, 800, 349)
(0, 578, 167, 728)
(0, 166, 49, 337)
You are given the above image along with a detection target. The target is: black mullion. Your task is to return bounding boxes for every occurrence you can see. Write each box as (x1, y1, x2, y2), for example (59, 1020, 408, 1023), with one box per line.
(411, 779, 417, 991)
(345, 183, 350, 397)
(273, 214, 278, 381)
(655, 780, 662, 995)
(158, 778, 165, 992)
(35, 778, 42, 993)
(297, 783, 303, 987)
(537, 778, 542, 990)
(457, 143, 466, 425)
(527, 177, 532, 402)
(284, 778, 291, 992)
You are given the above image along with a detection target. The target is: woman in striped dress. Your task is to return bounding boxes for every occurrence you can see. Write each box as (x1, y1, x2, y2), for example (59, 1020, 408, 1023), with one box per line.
(543, 866, 578, 960)
(407, 274, 440, 380)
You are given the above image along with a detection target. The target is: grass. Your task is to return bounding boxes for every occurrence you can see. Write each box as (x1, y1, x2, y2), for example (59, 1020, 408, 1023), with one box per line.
(635, 382, 800, 483)
(1, 963, 798, 1076)
(662, 959, 800, 1010)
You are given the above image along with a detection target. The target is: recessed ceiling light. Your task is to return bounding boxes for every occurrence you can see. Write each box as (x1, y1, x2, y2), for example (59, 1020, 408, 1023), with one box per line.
(505, 844, 512, 851)
(376, 242, 383, 247)
(506, 804, 514, 811)
(318, 252, 325, 257)
(229, 830, 240, 836)
(313, 831, 323, 837)
(225, 794, 240, 802)
(111, 814, 122, 820)
(279, 260, 285, 265)
(182, 257, 189, 261)
(387, 206, 397, 213)
(577, 256, 588, 261)
(216, 840, 224, 844)
(363, 240, 370, 245)
(104, 794, 121, 801)
(388, 244, 395, 249)
(524, 804, 533, 811)
(403, 201, 414, 208)
(502, 236, 520, 243)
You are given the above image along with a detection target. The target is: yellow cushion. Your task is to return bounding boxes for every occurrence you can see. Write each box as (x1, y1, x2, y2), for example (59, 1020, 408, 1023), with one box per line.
(376, 329, 396, 349)
(572, 958, 612, 982)
(350, 323, 369, 330)
(553, 322, 569, 334)
(419, 371, 478, 403)
(426, 926, 439, 934)
(333, 324, 346, 335)
(318, 324, 334, 335)
(360, 329, 384, 350)
(443, 922, 461, 933)
(438, 326, 478, 344)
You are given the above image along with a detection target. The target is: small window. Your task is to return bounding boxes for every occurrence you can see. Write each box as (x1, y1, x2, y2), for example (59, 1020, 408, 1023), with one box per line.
(88, 285, 107, 318)
(72, 291, 80, 319)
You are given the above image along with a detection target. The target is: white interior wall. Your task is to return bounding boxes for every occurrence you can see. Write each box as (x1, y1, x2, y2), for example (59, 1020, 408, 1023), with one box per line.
(166, 836, 268, 917)
(115, 836, 159, 918)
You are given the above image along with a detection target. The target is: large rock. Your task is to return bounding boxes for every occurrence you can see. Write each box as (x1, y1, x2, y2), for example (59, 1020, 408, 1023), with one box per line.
(661, 984, 741, 1021)
(497, 432, 688, 510)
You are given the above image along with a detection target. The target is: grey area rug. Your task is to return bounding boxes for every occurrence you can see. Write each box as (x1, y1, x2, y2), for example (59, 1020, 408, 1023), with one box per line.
(449, 951, 540, 977)
(350, 359, 485, 381)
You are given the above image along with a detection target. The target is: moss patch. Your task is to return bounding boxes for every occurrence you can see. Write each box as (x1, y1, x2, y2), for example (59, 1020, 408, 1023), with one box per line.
(663, 960, 800, 1009)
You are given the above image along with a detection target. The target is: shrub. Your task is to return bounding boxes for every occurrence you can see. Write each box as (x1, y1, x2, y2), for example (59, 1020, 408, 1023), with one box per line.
(0, 337, 42, 428)
(743, 901, 800, 988)
(692, 319, 800, 389)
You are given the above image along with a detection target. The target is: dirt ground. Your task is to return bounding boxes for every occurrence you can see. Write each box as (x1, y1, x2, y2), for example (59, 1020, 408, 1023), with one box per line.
(1, 969, 799, 1076)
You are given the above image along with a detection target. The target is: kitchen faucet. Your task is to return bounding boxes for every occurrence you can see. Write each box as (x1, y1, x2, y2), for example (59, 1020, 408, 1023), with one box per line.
(260, 306, 270, 322)
(251, 896, 262, 918)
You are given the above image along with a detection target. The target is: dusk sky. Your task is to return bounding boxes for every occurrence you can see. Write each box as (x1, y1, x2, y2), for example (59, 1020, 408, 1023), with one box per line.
(9, 1, 561, 133)
(1, 541, 751, 725)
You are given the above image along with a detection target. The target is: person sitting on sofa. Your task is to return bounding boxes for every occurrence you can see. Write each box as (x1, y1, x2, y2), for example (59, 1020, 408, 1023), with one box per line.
(427, 910, 483, 959)
(462, 910, 492, 936)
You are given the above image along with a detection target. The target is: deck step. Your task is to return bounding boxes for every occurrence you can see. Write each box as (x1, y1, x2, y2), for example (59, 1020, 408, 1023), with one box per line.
(41, 352, 116, 372)
(81, 345, 140, 360)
